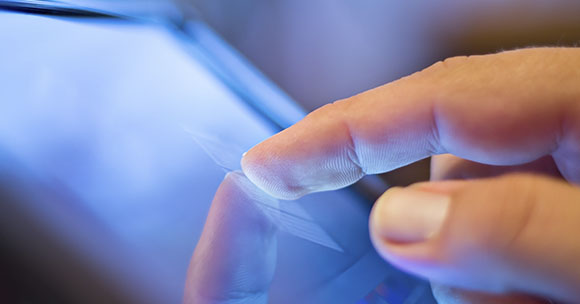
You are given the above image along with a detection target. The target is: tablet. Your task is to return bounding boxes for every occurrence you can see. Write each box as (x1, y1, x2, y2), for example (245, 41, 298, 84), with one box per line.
(0, 5, 433, 303)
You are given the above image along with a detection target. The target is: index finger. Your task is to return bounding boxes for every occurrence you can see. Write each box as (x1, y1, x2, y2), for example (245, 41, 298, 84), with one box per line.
(242, 48, 580, 199)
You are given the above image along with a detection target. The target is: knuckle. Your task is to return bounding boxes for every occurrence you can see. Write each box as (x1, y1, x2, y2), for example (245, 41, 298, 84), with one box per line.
(404, 55, 477, 88)
(439, 55, 471, 69)
(305, 100, 343, 121)
(421, 55, 471, 76)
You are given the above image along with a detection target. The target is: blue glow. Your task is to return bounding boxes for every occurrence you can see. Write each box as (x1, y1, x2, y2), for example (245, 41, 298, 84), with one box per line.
(0, 10, 433, 303)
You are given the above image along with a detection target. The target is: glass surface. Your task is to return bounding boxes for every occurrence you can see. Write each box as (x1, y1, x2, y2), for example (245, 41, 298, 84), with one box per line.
(0, 10, 434, 303)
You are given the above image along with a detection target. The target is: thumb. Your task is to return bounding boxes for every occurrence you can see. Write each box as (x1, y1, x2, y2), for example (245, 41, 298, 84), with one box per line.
(369, 173, 580, 303)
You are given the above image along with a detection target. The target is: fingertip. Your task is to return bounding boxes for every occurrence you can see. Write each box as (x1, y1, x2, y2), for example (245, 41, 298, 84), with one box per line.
(368, 186, 452, 281)
(241, 144, 307, 200)
(220, 170, 280, 215)
(371, 175, 580, 302)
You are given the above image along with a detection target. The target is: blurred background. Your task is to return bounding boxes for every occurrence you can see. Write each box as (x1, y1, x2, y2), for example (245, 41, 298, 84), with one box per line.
(2, 0, 580, 303)
(191, 0, 580, 110)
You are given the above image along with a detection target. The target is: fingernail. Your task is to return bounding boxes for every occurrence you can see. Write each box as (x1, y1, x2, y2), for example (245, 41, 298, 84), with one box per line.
(372, 187, 450, 244)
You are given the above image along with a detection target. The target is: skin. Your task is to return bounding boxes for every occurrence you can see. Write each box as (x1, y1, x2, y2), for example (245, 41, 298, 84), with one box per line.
(185, 48, 580, 303)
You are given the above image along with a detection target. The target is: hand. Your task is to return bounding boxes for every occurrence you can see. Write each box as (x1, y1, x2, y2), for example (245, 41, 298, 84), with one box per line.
(241, 48, 580, 303)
